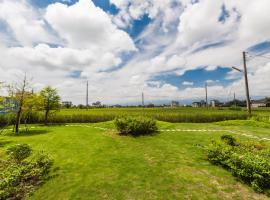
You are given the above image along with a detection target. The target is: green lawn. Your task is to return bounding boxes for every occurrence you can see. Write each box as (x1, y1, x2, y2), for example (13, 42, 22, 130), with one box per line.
(0, 121, 269, 200)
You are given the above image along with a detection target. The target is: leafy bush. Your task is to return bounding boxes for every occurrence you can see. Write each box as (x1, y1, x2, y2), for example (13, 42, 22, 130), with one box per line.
(220, 134, 237, 146)
(0, 145, 53, 199)
(207, 136, 270, 193)
(114, 117, 158, 136)
(6, 144, 32, 163)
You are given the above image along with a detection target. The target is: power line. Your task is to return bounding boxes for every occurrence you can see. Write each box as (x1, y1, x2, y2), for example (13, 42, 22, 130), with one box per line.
(205, 82, 208, 108)
(246, 52, 270, 61)
(142, 92, 144, 107)
(86, 81, 89, 107)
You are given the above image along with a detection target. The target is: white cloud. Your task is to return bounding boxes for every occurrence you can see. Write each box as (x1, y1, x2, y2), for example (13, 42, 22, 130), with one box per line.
(45, 0, 136, 52)
(182, 81, 193, 86)
(206, 80, 219, 84)
(111, 0, 182, 32)
(0, 0, 270, 105)
(0, 0, 54, 46)
(177, 0, 238, 46)
(205, 65, 218, 71)
(3, 44, 121, 72)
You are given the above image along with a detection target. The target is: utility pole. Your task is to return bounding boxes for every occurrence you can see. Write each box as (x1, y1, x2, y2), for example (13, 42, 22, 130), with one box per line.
(205, 82, 208, 108)
(234, 92, 236, 108)
(243, 51, 251, 116)
(86, 81, 89, 107)
(231, 52, 252, 116)
(142, 92, 144, 107)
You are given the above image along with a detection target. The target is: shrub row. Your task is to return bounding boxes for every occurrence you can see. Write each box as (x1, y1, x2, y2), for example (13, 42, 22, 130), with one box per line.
(114, 117, 158, 136)
(0, 144, 53, 199)
(207, 135, 270, 193)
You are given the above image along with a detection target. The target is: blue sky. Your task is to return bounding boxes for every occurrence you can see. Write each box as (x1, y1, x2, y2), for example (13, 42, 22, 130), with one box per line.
(0, 0, 269, 105)
(152, 67, 232, 89)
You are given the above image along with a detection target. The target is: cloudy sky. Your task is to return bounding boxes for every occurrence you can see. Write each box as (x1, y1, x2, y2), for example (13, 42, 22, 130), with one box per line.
(0, 0, 269, 105)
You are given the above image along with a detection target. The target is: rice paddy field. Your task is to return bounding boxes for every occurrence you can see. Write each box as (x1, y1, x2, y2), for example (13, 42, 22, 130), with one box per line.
(53, 107, 270, 123)
(0, 120, 270, 200)
(55, 107, 251, 123)
(2, 107, 270, 126)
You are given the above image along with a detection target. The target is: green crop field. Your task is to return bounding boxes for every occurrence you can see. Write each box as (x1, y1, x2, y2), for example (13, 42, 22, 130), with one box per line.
(2, 107, 270, 126)
(1, 120, 269, 199)
(59, 107, 246, 115)
(54, 107, 250, 123)
(55, 107, 270, 123)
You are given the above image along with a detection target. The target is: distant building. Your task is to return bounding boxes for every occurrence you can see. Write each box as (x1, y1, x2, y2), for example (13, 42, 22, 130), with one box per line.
(200, 100, 207, 107)
(171, 101, 179, 107)
(192, 102, 201, 107)
(210, 100, 223, 107)
(112, 104, 122, 108)
(62, 101, 72, 108)
(192, 100, 207, 107)
(92, 101, 102, 107)
(251, 99, 269, 108)
(147, 103, 155, 107)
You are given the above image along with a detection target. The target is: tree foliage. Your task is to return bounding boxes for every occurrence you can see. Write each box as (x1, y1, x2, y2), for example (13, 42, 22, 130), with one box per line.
(40, 86, 61, 124)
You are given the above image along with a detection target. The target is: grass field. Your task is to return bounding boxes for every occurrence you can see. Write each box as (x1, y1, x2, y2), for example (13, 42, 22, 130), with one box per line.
(1, 120, 269, 199)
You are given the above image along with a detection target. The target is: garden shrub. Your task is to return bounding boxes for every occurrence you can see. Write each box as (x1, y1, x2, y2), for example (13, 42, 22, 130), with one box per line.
(6, 144, 32, 163)
(114, 116, 158, 136)
(220, 134, 237, 146)
(0, 144, 53, 200)
(207, 136, 270, 193)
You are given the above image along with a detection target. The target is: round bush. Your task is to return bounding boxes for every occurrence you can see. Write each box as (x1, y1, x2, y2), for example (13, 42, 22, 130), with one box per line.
(114, 117, 158, 136)
(221, 135, 237, 146)
(6, 144, 32, 162)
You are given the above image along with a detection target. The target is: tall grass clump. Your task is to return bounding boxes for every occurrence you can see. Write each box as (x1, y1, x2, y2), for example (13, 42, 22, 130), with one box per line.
(114, 116, 158, 136)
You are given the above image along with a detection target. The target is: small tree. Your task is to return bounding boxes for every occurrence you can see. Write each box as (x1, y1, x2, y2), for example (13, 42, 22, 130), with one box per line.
(22, 92, 42, 128)
(13, 75, 33, 133)
(40, 86, 60, 124)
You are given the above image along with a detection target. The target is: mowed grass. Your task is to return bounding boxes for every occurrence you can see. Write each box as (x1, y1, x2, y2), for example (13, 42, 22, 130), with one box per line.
(0, 121, 269, 200)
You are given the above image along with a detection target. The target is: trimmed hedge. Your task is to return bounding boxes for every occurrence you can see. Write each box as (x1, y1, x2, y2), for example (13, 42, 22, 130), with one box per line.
(207, 135, 270, 193)
(114, 117, 158, 136)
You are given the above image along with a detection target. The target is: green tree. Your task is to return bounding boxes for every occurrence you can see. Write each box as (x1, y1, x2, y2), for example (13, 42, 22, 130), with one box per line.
(13, 75, 33, 133)
(40, 86, 60, 124)
(22, 92, 42, 128)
